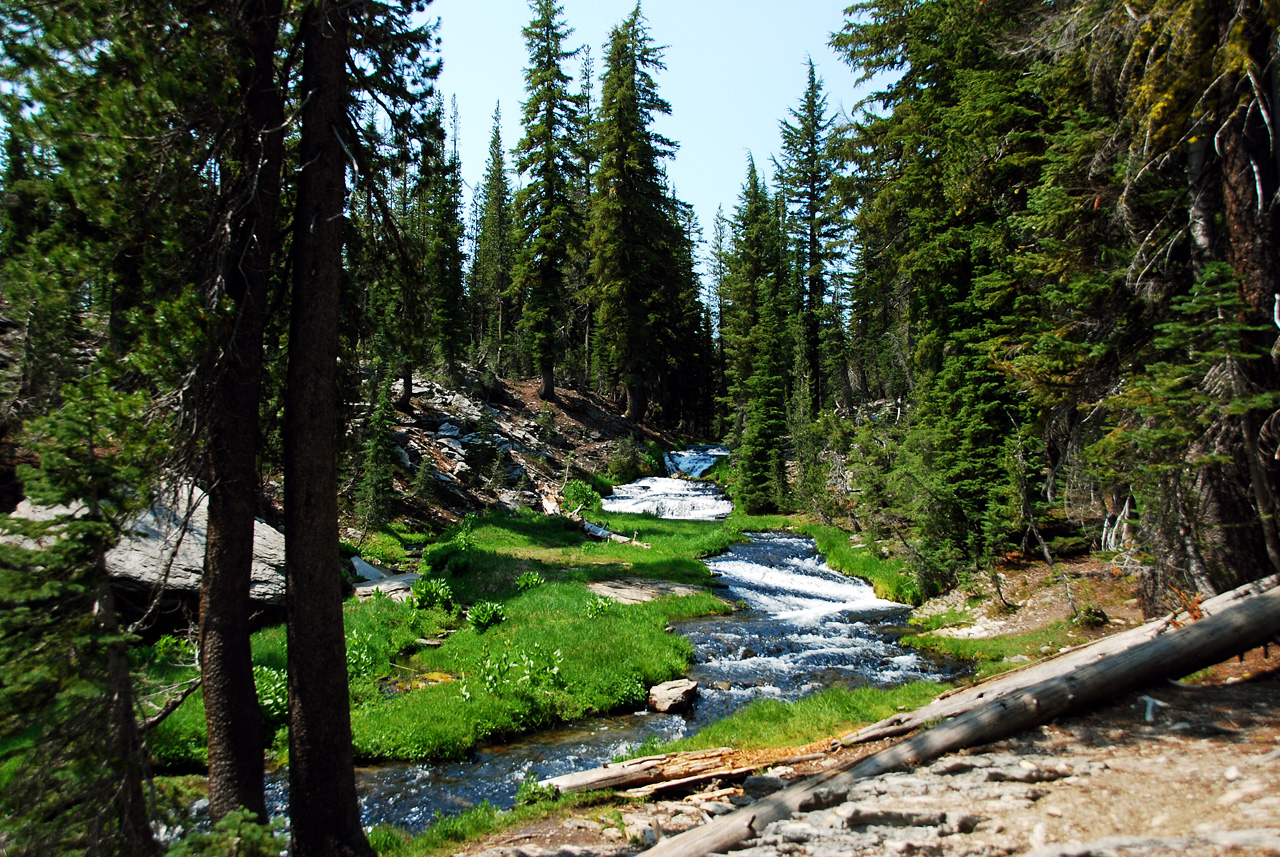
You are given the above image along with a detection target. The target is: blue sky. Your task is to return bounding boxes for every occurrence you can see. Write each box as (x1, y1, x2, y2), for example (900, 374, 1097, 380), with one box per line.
(429, 1, 876, 248)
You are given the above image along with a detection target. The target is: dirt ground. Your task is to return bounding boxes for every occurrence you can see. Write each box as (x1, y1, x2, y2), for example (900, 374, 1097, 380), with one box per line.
(449, 562, 1280, 857)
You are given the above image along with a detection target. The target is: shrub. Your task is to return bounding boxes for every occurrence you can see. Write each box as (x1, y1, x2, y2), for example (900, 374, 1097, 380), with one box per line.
(252, 665, 288, 727)
(468, 600, 505, 631)
(516, 570, 545, 591)
(411, 576, 454, 610)
(166, 809, 285, 857)
(561, 479, 601, 515)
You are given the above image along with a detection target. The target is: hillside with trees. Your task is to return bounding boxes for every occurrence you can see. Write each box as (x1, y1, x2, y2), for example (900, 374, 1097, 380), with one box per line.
(0, 0, 1277, 855)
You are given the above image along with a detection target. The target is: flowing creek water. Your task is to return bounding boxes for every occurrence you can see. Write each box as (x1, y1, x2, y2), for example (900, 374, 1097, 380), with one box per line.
(257, 448, 954, 832)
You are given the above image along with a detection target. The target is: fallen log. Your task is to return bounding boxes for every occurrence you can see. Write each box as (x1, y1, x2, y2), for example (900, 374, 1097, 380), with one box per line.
(843, 572, 1280, 746)
(539, 747, 734, 795)
(643, 581, 1280, 857)
(620, 765, 757, 799)
(576, 517, 652, 548)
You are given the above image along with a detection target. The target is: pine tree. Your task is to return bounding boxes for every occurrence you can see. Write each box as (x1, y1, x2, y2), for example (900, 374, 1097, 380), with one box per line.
(776, 59, 840, 415)
(513, 0, 582, 400)
(735, 279, 790, 513)
(589, 4, 680, 423)
(468, 104, 516, 368)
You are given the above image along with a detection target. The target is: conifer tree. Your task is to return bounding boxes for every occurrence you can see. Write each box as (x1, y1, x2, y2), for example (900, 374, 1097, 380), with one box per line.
(469, 104, 516, 368)
(776, 59, 840, 415)
(735, 279, 790, 513)
(513, 0, 582, 399)
(589, 3, 679, 423)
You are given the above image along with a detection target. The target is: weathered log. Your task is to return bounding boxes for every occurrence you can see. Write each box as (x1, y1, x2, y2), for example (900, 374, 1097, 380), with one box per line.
(643, 582, 1280, 857)
(539, 747, 734, 795)
(620, 765, 757, 799)
(581, 519, 651, 548)
(843, 572, 1280, 745)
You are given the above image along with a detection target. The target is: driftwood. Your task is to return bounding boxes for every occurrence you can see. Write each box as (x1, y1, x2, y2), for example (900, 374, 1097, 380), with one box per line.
(643, 581, 1280, 857)
(539, 747, 737, 795)
(843, 572, 1280, 746)
(565, 504, 653, 549)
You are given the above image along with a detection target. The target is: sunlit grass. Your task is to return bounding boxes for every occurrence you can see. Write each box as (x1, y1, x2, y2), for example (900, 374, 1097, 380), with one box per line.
(902, 621, 1076, 679)
(639, 681, 948, 755)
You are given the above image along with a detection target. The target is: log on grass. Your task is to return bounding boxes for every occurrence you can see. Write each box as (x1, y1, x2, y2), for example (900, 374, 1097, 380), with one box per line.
(643, 582, 1280, 857)
(843, 572, 1280, 746)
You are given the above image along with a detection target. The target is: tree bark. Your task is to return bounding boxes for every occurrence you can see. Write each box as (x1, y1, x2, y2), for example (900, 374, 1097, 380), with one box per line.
(624, 380, 647, 423)
(200, 0, 284, 823)
(285, 4, 373, 855)
(538, 358, 555, 401)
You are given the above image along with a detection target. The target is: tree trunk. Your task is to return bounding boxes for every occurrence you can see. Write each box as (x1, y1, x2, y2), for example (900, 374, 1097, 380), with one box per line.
(538, 358, 555, 400)
(285, 4, 373, 855)
(200, 0, 283, 823)
(625, 380, 647, 423)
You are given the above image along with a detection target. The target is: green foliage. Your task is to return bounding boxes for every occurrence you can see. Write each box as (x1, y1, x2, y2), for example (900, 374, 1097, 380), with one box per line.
(516, 570, 545, 591)
(354, 371, 399, 528)
(468, 600, 506, 632)
(165, 809, 286, 857)
(903, 622, 1077, 679)
(349, 585, 725, 761)
(252, 666, 288, 728)
(583, 595, 613, 620)
(606, 437, 662, 484)
(515, 772, 559, 806)
(654, 682, 946, 754)
(561, 478, 602, 515)
(411, 577, 455, 611)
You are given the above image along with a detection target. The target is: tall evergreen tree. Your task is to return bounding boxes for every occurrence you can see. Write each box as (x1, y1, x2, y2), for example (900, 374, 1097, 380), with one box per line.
(776, 59, 840, 415)
(468, 104, 516, 368)
(589, 3, 679, 423)
(513, 0, 582, 399)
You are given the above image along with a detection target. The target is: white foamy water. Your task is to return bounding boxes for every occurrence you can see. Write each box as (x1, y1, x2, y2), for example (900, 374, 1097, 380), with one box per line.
(664, 446, 730, 478)
(601, 477, 734, 520)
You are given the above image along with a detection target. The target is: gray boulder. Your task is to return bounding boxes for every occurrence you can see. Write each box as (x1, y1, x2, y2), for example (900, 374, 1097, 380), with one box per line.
(13, 486, 287, 606)
(648, 678, 699, 713)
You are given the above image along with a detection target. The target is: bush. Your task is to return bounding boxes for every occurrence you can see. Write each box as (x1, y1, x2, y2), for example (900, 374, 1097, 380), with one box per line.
(516, 571, 545, 591)
(468, 600, 505, 631)
(607, 437, 662, 483)
(561, 479, 601, 515)
(411, 576, 454, 610)
(166, 809, 285, 857)
(253, 665, 288, 727)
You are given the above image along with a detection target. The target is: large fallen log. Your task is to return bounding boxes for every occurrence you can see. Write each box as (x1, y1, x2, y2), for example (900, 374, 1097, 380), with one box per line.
(643, 580, 1280, 857)
(842, 572, 1280, 746)
(539, 747, 735, 795)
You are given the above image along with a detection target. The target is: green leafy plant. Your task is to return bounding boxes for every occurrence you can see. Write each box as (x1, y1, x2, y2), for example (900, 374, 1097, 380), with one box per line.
(561, 478, 602, 515)
(411, 576, 454, 610)
(515, 771, 559, 805)
(166, 809, 286, 857)
(252, 665, 288, 727)
(468, 600, 505, 631)
(516, 570, 545, 591)
(584, 595, 613, 620)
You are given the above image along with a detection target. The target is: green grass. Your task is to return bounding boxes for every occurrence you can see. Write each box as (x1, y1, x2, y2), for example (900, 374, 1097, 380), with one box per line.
(146, 573, 729, 767)
(797, 524, 921, 605)
(351, 585, 730, 761)
(639, 681, 948, 755)
(367, 793, 617, 857)
(902, 621, 1077, 679)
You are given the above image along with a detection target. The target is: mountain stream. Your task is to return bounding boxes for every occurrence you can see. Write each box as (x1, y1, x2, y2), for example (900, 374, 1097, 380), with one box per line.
(256, 447, 952, 832)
